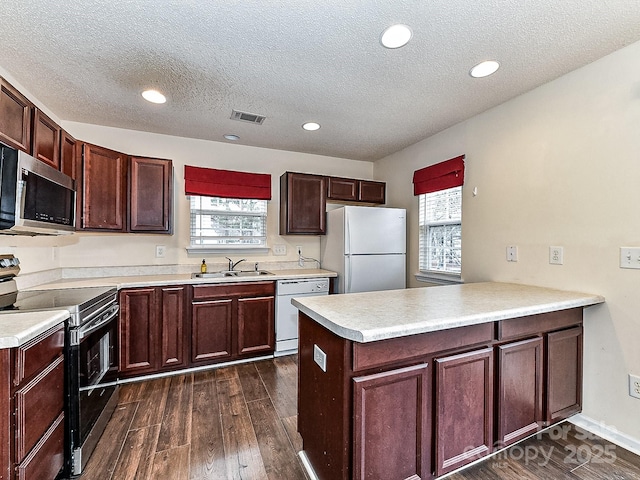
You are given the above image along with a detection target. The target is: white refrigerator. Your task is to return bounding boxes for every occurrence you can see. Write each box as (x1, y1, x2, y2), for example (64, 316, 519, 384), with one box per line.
(320, 206, 406, 293)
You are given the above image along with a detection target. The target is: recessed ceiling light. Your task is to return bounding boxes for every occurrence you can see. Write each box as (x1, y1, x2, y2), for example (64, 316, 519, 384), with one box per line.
(142, 89, 166, 104)
(469, 60, 500, 78)
(223, 134, 240, 141)
(302, 122, 321, 131)
(380, 24, 412, 49)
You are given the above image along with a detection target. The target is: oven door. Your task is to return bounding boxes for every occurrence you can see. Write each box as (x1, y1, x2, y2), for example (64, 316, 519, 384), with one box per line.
(68, 303, 119, 475)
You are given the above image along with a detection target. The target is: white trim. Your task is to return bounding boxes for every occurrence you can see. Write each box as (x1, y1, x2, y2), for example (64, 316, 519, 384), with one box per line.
(569, 413, 640, 456)
(298, 451, 320, 480)
(186, 246, 270, 255)
(415, 271, 463, 285)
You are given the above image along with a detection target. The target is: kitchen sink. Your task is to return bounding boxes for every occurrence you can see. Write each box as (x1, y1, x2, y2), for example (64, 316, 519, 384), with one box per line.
(192, 270, 274, 279)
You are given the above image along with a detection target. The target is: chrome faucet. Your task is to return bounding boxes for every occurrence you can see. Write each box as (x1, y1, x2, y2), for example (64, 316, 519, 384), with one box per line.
(225, 257, 246, 271)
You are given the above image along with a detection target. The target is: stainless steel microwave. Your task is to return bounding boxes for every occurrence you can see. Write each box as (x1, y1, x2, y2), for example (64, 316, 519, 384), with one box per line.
(0, 144, 76, 235)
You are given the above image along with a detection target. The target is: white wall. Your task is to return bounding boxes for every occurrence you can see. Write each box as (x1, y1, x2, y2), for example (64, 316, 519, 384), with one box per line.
(376, 40, 640, 443)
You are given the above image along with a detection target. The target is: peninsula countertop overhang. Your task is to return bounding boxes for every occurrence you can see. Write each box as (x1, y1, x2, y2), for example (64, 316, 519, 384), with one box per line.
(292, 282, 605, 343)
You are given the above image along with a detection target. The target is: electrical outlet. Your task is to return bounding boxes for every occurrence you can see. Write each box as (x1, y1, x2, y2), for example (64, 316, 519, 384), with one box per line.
(620, 247, 640, 269)
(313, 344, 327, 372)
(273, 244, 287, 256)
(630, 374, 640, 400)
(549, 246, 564, 265)
(155, 245, 166, 258)
(506, 246, 518, 262)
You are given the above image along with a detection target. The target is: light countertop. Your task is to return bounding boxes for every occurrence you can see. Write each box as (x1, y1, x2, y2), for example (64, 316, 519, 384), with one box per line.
(0, 310, 68, 349)
(292, 282, 605, 343)
(24, 269, 337, 291)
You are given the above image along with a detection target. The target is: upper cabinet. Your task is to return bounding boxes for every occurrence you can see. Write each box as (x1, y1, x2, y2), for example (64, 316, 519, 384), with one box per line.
(79, 143, 127, 231)
(0, 77, 33, 153)
(128, 156, 173, 233)
(280, 172, 386, 235)
(32, 108, 61, 169)
(280, 172, 327, 235)
(59, 130, 77, 180)
(78, 143, 173, 234)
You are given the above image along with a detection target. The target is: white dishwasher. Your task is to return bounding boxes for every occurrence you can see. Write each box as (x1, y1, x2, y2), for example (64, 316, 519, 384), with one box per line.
(275, 278, 329, 356)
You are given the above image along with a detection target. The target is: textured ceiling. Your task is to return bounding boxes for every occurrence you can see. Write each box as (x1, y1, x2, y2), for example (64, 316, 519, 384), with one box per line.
(0, 1, 639, 161)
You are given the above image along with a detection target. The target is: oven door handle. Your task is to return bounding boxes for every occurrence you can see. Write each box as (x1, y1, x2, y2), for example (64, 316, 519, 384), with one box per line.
(72, 304, 119, 345)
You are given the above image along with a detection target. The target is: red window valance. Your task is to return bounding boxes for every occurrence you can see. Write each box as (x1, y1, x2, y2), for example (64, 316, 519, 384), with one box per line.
(184, 165, 271, 200)
(413, 155, 465, 195)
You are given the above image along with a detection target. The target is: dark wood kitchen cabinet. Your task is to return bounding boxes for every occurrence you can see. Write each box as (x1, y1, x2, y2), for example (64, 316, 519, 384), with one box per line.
(327, 177, 386, 204)
(119, 286, 188, 378)
(0, 324, 65, 480)
(0, 77, 33, 154)
(357, 179, 386, 204)
(280, 172, 327, 235)
(128, 156, 173, 233)
(191, 281, 275, 365)
(31, 108, 61, 169)
(299, 306, 585, 480)
(79, 143, 127, 231)
(353, 364, 430, 480)
(434, 347, 494, 477)
(59, 129, 78, 179)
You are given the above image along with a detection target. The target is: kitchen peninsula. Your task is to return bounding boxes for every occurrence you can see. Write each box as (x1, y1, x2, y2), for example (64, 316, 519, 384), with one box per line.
(293, 282, 604, 480)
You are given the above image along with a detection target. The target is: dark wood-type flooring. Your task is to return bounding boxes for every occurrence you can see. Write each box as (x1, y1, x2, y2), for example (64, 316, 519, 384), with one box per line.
(80, 355, 640, 480)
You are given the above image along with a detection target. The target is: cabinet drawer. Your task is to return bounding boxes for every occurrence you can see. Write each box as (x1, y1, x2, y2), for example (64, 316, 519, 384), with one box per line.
(14, 325, 64, 386)
(497, 308, 582, 340)
(16, 412, 64, 480)
(15, 355, 64, 463)
(352, 322, 493, 372)
(192, 281, 275, 300)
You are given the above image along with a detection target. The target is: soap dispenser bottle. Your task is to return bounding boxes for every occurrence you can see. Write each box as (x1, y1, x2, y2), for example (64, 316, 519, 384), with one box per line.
(201, 259, 207, 274)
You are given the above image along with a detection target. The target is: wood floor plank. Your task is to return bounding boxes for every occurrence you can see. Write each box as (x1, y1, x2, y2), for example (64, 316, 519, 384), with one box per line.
(255, 358, 298, 419)
(247, 398, 306, 480)
(236, 362, 269, 402)
(110, 424, 161, 480)
(81, 402, 138, 480)
(152, 444, 191, 480)
(156, 373, 194, 451)
(131, 376, 171, 429)
(218, 371, 268, 480)
(281, 415, 303, 453)
(190, 370, 227, 480)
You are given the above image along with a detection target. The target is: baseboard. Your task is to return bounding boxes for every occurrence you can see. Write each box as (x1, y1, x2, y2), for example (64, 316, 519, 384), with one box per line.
(569, 413, 640, 456)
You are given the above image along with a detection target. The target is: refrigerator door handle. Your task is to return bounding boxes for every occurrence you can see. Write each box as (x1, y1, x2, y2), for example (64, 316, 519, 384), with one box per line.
(345, 211, 351, 255)
(346, 254, 352, 293)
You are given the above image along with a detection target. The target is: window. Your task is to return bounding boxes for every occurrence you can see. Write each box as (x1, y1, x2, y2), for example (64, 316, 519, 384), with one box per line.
(418, 186, 462, 276)
(189, 196, 267, 247)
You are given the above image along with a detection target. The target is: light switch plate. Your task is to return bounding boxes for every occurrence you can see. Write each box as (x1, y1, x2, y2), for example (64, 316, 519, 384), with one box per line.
(620, 247, 640, 269)
(506, 246, 518, 262)
(313, 344, 327, 372)
(273, 244, 287, 256)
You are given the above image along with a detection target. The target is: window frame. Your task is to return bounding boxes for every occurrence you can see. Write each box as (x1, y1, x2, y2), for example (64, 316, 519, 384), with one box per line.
(416, 186, 463, 284)
(186, 195, 270, 255)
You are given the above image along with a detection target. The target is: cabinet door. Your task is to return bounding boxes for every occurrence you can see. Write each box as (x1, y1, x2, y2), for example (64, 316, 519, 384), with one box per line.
(353, 363, 430, 480)
(358, 180, 385, 204)
(32, 109, 60, 169)
(546, 326, 583, 423)
(80, 143, 126, 230)
(159, 286, 187, 369)
(0, 78, 32, 153)
(119, 288, 157, 374)
(280, 172, 326, 235)
(191, 300, 233, 363)
(237, 296, 275, 356)
(327, 177, 358, 202)
(60, 130, 77, 180)
(128, 156, 173, 233)
(435, 347, 493, 477)
(496, 337, 543, 447)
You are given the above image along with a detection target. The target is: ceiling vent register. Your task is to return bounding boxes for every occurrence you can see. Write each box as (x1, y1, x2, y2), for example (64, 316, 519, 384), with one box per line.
(231, 110, 266, 125)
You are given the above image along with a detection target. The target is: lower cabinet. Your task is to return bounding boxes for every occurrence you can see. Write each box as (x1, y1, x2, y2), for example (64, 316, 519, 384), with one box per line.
(191, 282, 275, 365)
(0, 325, 65, 480)
(298, 308, 585, 480)
(434, 347, 494, 477)
(353, 364, 430, 480)
(119, 285, 187, 377)
(119, 281, 276, 378)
